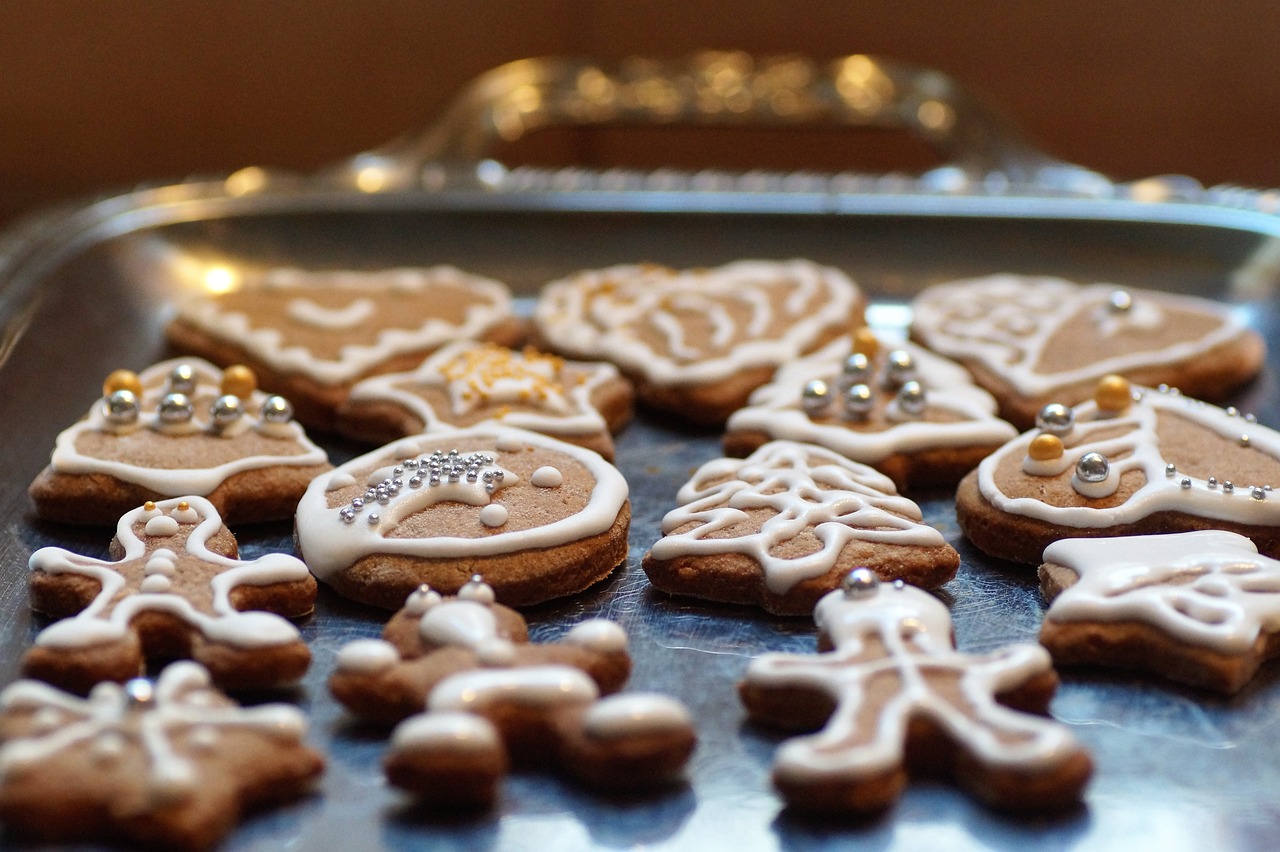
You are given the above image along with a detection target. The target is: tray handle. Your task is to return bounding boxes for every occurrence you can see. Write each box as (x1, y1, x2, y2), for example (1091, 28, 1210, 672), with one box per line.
(329, 51, 1106, 195)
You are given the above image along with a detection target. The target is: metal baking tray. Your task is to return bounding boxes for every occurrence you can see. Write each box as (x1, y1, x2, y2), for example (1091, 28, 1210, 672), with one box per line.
(4, 53, 1280, 851)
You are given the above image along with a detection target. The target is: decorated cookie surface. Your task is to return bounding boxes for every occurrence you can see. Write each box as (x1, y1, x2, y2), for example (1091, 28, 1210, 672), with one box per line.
(1039, 530, 1280, 692)
(740, 571, 1092, 814)
(294, 425, 630, 608)
(958, 377, 1280, 564)
(0, 663, 323, 850)
(28, 358, 330, 526)
(643, 440, 958, 615)
(910, 274, 1265, 428)
(338, 341, 634, 460)
(25, 495, 315, 693)
(724, 330, 1017, 490)
(532, 259, 864, 424)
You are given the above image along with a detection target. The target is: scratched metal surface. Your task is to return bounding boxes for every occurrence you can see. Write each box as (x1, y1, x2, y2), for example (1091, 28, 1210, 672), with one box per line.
(3, 191, 1280, 851)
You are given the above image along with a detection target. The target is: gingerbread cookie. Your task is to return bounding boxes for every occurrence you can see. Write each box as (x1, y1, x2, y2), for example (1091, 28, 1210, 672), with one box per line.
(531, 259, 864, 425)
(957, 376, 1280, 565)
(642, 440, 958, 615)
(294, 425, 630, 609)
(336, 341, 633, 460)
(166, 265, 524, 430)
(28, 358, 330, 526)
(724, 329, 1017, 490)
(1039, 530, 1280, 693)
(910, 274, 1265, 429)
(0, 663, 323, 850)
(330, 578, 695, 806)
(740, 570, 1092, 814)
(26, 495, 315, 694)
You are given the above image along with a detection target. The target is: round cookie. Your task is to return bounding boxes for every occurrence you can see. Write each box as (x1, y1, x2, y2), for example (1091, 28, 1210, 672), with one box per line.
(957, 377, 1280, 565)
(28, 358, 330, 526)
(723, 330, 1017, 491)
(531, 259, 865, 425)
(642, 440, 958, 615)
(165, 265, 525, 431)
(337, 341, 634, 461)
(294, 425, 630, 609)
(910, 274, 1266, 429)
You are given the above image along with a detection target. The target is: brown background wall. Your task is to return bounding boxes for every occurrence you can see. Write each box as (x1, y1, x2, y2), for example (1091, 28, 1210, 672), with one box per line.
(2, 1, 1278, 217)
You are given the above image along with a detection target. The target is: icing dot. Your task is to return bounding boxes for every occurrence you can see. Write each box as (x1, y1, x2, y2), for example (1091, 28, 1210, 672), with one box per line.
(457, 577, 496, 605)
(390, 711, 501, 754)
(404, 584, 442, 615)
(144, 555, 176, 576)
(531, 466, 564, 488)
(91, 732, 127, 764)
(336, 639, 400, 674)
(479, 503, 509, 527)
(564, 619, 629, 654)
(475, 638, 518, 667)
(584, 694, 693, 740)
(140, 575, 172, 594)
(495, 433, 526, 453)
(144, 515, 180, 537)
(326, 472, 357, 492)
(188, 725, 220, 752)
(170, 503, 200, 524)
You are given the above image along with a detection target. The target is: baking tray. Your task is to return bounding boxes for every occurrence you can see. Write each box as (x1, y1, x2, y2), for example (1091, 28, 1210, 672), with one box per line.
(4, 54, 1280, 851)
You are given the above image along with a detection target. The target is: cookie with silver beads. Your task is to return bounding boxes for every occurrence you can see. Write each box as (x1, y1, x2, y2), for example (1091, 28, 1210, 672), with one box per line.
(957, 374, 1280, 564)
(294, 424, 630, 609)
(28, 358, 330, 526)
(910, 273, 1266, 429)
(723, 327, 1017, 490)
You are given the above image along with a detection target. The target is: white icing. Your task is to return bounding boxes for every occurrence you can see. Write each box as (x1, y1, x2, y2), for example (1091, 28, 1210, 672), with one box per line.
(144, 555, 176, 577)
(336, 639, 402, 674)
(479, 504, 509, 528)
(744, 582, 1082, 785)
(326, 472, 357, 492)
(295, 425, 629, 580)
(911, 275, 1248, 397)
(403, 586, 442, 615)
(583, 693, 693, 739)
(647, 441, 947, 593)
(175, 266, 514, 385)
(0, 662, 307, 804)
(48, 358, 329, 496)
(28, 496, 310, 652)
(494, 434, 526, 453)
(389, 711, 501, 754)
(418, 600, 499, 648)
(533, 260, 861, 386)
(286, 296, 376, 330)
(170, 505, 201, 524)
(977, 387, 1280, 528)
(531, 466, 564, 488)
(564, 619, 629, 654)
(427, 665, 599, 713)
(726, 335, 1017, 463)
(1043, 531, 1280, 654)
(145, 516, 180, 537)
(140, 575, 172, 594)
(475, 639, 518, 667)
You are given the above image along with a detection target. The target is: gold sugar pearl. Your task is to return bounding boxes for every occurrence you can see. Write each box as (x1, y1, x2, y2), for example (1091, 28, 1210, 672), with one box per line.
(1028, 434, 1064, 461)
(103, 369, 142, 398)
(1094, 374, 1132, 412)
(220, 365, 257, 398)
(143, 501, 157, 511)
(852, 327, 880, 359)
(177, 501, 190, 511)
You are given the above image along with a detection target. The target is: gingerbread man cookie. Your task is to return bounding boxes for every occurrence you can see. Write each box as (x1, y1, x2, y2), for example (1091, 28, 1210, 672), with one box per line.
(740, 571, 1092, 814)
(0, 663, 323, 850)
(166, 265, 524, 430)
(910, 274, 1265, 429)
(642, 440, 958, 615)
(1039, 530, 1280, 693)
(723, 329, 1017, 491)
(337, 341, 634, 460)
(331, 578, 695, 807)
(26, 496, 315, 693)
(28, 358, 330, 526)
(532, 259, 864, 425)
(957, 376, 1280, 564)
(295, 425, 630, 609)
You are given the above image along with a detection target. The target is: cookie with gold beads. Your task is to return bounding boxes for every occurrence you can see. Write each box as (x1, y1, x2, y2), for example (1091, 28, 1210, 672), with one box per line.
(28, 358, 330, 526)
(956, 375, 1280, 564)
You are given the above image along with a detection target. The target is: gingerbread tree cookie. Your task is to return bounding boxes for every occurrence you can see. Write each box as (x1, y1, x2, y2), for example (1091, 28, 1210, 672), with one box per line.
(958, 376, 1280, 564)
(532, 259, 864, 425)
(0, 663, 323, 850)
(910, 274, 1265, 428)
(1039, 530, 1280, 693)
(28, 358, 330, 526)
(25, 495, 315, 693)
(337, 340, 634, 460)
(723, 329, 1017, 491)
(740, 570, 1092, 814)
(166, 265, 524, 430)
(331, 578, 695, 807)
(642, 440, 958, 615)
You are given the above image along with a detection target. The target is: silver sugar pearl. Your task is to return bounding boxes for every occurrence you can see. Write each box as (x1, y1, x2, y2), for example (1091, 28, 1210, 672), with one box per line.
(350, 497, 364, 510)
(1227, 407, 1240, 417)
(801, 379, 831, 415)
(883, 350, 916, 388)
(1181, 477, 1193, 489)
(166, 364, 198, 395)
(210, 394, 245, 428)
(1246, 413, 1258, 423)
(1208, 477, 1218, 489)
(103, 389, 140, 425)
(409, 475, 422, 488)
(1240, 434, 1252, 448)
(1165, 463, 1177, 477)
(843, 383, 875, 420)
(124, 678, 154, 707)
(158, 392, 195, 424)
(1036, 403, 1075, 436)
(261, 395, 293, 424)
(1224, 481, 1235, 493)
(1075, 452, 1110, 483)
(1253, 487, 1268, 500)
(842, 567, 880, 599)
(896, 381, 926, 417)
(367, 512, 380, 525)
(1107, 290, 1133, 313)
(339, 507, 355, 523)
(839, 352, 873, 389)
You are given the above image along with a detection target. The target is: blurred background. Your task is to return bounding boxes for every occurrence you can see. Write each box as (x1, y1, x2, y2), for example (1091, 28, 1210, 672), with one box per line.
(3, 1, 1279, 219)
